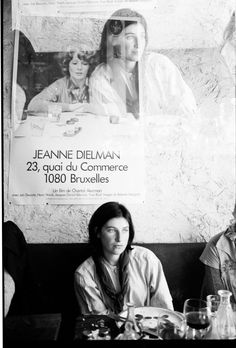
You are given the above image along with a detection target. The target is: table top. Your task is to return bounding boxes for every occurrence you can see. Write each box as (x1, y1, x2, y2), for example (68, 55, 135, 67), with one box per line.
(13, 111, 139, 139)
(4, 313, 62, 342)
(73, 311, 236, 341)
(74, 314, 121, 341)
(205, 314, 236, 340)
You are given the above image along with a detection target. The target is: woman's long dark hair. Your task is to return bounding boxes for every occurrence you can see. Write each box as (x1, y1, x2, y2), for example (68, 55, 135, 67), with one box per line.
(99, 8, 148, 63)
(88, 201, 135, 254)
(88, 201, 135, 313)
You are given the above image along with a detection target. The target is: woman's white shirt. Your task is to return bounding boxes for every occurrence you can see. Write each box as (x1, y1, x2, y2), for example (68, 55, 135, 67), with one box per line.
(89, 52, 197, 118)
(74, 245, 173, 315)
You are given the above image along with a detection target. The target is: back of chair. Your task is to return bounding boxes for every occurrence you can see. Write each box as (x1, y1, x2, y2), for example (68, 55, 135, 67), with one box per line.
(140, 243, 206, 311)
(14, 242, 206, 314)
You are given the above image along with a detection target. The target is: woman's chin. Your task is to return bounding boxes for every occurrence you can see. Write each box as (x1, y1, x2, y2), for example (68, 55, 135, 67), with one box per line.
(112, 246, 125, 254)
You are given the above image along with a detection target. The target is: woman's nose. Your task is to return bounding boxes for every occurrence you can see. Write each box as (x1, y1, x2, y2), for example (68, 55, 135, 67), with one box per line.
(133, 37, 138, 48)
(76, 61, 82, 69)
(115, 231, 121, 241)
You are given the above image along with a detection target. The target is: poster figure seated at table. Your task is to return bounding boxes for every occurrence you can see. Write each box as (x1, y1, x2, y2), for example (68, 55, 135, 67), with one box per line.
(89, 8, 198, 119)
(74, 201, 173, 315)
(12, 83, 27, 132)
(27, 49, 98, 115)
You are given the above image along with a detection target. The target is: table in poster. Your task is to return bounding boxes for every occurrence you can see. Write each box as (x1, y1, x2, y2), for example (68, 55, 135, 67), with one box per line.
(9, 111, 145, 205)
(13, 111, 139, 138)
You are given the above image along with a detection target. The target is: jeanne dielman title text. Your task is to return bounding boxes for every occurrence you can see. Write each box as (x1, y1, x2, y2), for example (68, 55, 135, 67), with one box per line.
(27, 149, 129, 184)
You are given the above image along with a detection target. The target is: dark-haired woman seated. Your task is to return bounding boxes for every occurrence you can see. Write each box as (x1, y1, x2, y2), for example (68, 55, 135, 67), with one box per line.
(28, 49, 97, 113)
(74, 202, 173, 315)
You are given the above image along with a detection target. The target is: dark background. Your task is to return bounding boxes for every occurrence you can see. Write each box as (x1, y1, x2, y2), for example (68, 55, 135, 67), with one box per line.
(17, 31, 66, 109)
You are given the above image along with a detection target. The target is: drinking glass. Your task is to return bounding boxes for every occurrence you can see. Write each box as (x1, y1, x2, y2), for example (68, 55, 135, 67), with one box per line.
(157, 315, 186, 339)
(110, 115, 120, 124)
(48, 104, 62, 122)
(183, 298, 211, 340)
(207, 294, 220, 318)
(30, 118, 46, 136)
(216, 290, 236, 339)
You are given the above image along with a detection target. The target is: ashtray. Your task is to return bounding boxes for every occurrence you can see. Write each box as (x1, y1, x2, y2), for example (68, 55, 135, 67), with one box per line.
(66, 118, 79, 125)
(63, 127, 81, 137)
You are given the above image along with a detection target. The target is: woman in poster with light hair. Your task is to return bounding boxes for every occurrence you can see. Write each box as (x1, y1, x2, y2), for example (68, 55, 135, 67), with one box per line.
(28, 49, 98, 114)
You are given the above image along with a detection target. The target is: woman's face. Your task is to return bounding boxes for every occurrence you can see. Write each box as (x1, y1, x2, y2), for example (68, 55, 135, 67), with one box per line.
(113, 22, 146, 62)
(98, 217, 130, 257)
(69, 53, 89, 81)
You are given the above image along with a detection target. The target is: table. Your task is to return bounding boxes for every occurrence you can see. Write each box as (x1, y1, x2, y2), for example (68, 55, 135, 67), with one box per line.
(4, 313, 62, 342)
(73, 313, 236, 341)
(10, 110, 145, 205)
(13, 111, 138, 139)
(205, 313, 236, 340)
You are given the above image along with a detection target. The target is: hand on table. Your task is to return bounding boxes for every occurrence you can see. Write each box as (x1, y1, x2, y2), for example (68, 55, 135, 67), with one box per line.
(68, 103, 88, 112)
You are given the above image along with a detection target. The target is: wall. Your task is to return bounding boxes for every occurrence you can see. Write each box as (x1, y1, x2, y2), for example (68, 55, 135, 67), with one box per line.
(3, 0, 235, 243)
(13, 1, 235, 52)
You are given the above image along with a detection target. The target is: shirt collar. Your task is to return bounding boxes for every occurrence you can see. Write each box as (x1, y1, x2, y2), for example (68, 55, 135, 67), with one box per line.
(224, 222, 236, 242)
(217, 223, 236, 260)
(67, 76, 87, 91)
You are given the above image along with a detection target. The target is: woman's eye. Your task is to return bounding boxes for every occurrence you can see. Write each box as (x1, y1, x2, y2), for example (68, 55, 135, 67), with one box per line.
(106, 228, 116, 233)
(123, 228, 129, 233)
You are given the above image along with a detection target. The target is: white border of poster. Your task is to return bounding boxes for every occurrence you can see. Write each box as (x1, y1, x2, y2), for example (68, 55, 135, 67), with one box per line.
(8, 9, 146, 205)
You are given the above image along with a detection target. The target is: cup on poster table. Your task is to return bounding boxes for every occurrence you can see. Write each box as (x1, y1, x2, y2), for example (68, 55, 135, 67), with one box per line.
(30, 118, 46, 136)
(109, 115, 120, 124)
(48, 103, 62, 122)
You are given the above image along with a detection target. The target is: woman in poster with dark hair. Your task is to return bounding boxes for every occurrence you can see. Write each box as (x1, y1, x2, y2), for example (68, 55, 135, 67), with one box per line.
(89, 8, 197, 119)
